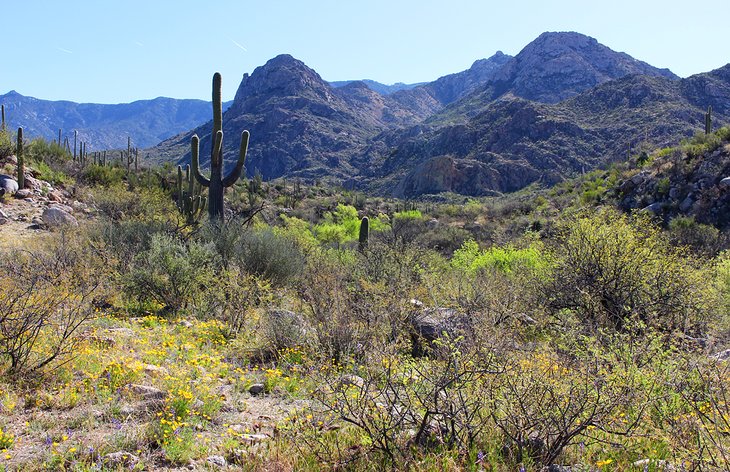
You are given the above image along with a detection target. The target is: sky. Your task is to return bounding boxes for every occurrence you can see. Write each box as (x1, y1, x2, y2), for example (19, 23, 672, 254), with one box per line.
(3, 0, 728, 104)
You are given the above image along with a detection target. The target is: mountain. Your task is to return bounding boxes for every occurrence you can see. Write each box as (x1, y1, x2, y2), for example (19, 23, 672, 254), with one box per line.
(329, 80, 424, 95)
(150, 32, 729, 198)
(152, 51, 515, 178)
(487, 31, 677, 104)
(0, 91, 232, 149)
(373, 70, 728, 197)
(154, 55, 390, 180)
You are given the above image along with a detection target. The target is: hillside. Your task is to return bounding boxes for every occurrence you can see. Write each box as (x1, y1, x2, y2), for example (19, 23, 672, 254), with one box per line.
(368, 67, 729, 197)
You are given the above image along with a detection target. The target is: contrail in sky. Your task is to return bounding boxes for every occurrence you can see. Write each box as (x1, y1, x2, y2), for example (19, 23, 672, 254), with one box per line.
(229, 38, 247, 52)
(56, 47, 73, 54)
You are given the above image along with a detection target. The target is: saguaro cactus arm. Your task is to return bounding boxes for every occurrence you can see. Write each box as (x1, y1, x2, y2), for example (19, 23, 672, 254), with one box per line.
(222, 130, 250, 187)
(191, 135, 211, 187)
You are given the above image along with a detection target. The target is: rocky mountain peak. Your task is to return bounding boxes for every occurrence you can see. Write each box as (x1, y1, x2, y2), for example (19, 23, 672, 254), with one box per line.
(491, 31, 678, 103)
(232, 54, 334, 105)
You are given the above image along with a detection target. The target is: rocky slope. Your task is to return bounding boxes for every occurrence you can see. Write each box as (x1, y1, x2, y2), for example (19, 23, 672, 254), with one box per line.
(486, 32, 677, 104)
(0, 91, 230, 149)
(617, 130, 730, 229)
(373, 70, 728, 197)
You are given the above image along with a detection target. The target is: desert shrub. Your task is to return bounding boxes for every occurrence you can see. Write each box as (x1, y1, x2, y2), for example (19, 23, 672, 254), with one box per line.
(545, 208, 712, 333)
(122, 233, 219, 316)
(305, 339, 501, 468)
(682, 132, 724, 159)
(451, 239, 547, 275)
(200, 270, 272, 337)
(668, 216, 725, 256)
(89, 186, 174, 222)
(0, 129, 12, 158)
(25, 138, 69, 166)
(276, 215, 319, 252)
(489, 335, 651, 467)
(197, 218, 247, 270)
(298, 249, 364, 362)
(233, 227, 305, 286)
(90, 217, 179, 273)
(388, 209, 427, 246)
(673, 360, 730, 470)
(80, 164, 126, 186)
(313, 204, 388, 247)
(413, 224, 472, 255)
(0, 232, 103, 376)
(30, 158, 72, 186)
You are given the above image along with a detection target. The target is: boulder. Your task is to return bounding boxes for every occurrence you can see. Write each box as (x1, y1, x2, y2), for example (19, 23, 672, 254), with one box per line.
(641, 202, 663, 214)
(23, 175, 42, 191)
(720, 176, 730, 187)
(47, 190, 64, 202)
(248, 383, 265, 396)
(206, 455, 227, 467)
(710, 349, 730, 361)
(410, 306, 466, 356)
(125, 384, 166, 400)
(261, 309, 307, 350)
(679, 196, 694, 213)
(0, 175, 18, 195)
(42, 206, 78, 227)
(14, 189, 31, 199)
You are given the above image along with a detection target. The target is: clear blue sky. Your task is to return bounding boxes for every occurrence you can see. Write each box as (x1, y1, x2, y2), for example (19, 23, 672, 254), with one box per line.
(3, 0, 728, 104)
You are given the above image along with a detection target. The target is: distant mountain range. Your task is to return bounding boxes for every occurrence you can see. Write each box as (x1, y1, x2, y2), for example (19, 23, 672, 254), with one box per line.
(0, 91, 233, 149)
(329, 80, 424, 95)
(6, 31, 730, 197)
(154, 31, 728, 196)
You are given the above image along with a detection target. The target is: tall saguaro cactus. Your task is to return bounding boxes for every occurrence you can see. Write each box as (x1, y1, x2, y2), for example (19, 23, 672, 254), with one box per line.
(1, 105, 5, 131)
(16, 128, 24, 190)
(705, 105, 713, 135)
(191, 72, 250, 221)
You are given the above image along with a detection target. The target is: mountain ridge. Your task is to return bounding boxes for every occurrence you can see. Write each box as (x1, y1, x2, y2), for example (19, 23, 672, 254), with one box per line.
(0, 90, 234, 149)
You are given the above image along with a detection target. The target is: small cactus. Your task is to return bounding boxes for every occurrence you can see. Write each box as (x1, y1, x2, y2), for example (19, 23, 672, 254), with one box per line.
(359, 216, 369, 251)
(705, 105, 713, 135)
(191, 72, 249, 221)
(16, 127, 24, 190)
(176, 164, 206, 224)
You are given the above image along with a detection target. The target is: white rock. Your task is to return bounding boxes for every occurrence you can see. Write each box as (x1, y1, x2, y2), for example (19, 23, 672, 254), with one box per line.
(42, 206, 78, 227)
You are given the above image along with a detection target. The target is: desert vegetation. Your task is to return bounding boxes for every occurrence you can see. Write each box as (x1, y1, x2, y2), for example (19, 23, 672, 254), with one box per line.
(2, 109, 730, 471)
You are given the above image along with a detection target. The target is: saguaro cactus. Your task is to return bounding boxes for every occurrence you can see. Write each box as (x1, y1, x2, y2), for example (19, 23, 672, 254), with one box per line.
(73, 130, 77, 161)
(705, 105, 713, 135)
(359, 216, 369, 252)
(16, 128, 24, 190)
(177, 164, 207, 224)
(191, 72, 249, 221)
(1, 105, 5, 131)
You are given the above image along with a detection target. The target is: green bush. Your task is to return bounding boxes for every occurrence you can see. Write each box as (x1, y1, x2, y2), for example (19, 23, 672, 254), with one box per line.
(234, 227, 305, 286)
(0, 129, 13, 158)
(545, 209, 712, 333)
(122, 233, 219, 315)
(80, 164, 126, 187)
(451, 239, 547, 275)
